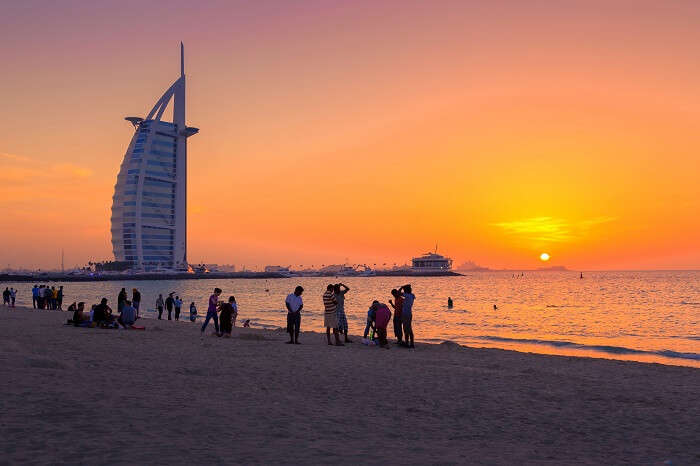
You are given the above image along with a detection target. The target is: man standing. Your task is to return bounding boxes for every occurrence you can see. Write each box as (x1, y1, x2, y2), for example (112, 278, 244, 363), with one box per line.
(156, 294, 164, 319)
(32, 285, 38, 308)
(399, 284, 415, 348)
(334, 283, 352, 343)
(389, 289, 404, 345)
(323, 284, 342, 346)
(165, 293, 174, 320)
(3, 287, 10, 306)
(174, 295, 183, 321)
(9, 288, 16, 307)
(57, 286, 64, 310)
(285, 286, 304, 344)
(201, 287, 222, 337)
(132, 288, 141, 317)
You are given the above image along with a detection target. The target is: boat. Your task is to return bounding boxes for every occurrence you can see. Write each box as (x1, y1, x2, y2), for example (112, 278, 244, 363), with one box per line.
(411, 247, 453, 271)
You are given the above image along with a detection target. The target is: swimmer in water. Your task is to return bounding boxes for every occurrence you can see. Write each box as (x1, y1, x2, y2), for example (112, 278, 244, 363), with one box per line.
(493, 304, 498, 310)
(447, 297, 453, 308)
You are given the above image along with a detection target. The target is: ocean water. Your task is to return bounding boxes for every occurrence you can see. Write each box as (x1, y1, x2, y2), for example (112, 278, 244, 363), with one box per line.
(3, 271, 698, 367)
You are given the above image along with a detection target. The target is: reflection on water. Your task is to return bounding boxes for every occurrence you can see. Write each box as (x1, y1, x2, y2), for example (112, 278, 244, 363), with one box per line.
(4, 271, 699, 367)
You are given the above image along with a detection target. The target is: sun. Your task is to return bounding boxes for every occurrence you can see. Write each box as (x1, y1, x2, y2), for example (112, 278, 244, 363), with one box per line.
(540, 253, 550, 262)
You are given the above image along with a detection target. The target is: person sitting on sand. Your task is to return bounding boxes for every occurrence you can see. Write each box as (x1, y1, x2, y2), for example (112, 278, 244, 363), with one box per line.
(93, 298, 114, 326)
(285, 286, 304, 344)
(323, 284, 342, 346)
(219, 296, 235, 338)
(118, 300, 137, 329)
(201, 287, 222, 337)
(67, 302, 89, 326)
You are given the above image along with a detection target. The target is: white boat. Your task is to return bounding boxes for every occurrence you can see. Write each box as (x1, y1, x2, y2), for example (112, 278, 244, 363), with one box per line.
(411, 248, 453, 271)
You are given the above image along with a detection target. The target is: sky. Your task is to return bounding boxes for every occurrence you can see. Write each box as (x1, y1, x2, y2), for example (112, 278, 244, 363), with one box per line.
(1, 0, 699, 271)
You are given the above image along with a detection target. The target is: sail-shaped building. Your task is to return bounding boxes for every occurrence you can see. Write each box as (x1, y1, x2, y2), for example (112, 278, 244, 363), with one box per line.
(110, 43, 198, 271)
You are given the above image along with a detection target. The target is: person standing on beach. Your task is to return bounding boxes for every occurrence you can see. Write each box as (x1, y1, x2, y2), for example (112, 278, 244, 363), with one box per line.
(230, 296, 238, 327)
(50, 286, 57, 310)
(201, 287, 222, 337)
(3, 288, 10, 306)
(334, 283, 352, 343)
(285, 286, 304, 344)
(117, 288, 127, 312)
(399, 285, 415, 348)
(389, 289, 404, 345)
(219, 296, 235, 337)
(156, 294, 164, 319)
(323, 284, 342, 346)
(32, 285, 38, 308)
(35, 286, 43, 309)
(57, 286, 64, 310)
(174, 295, 183, 321)
(165, 293, 174, 320)
(9, 288, 16, 307)
(132, 288, 141, 317)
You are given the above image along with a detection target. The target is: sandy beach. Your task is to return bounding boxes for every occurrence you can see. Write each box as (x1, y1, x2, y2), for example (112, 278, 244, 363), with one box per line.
(0, 306, 697, 465)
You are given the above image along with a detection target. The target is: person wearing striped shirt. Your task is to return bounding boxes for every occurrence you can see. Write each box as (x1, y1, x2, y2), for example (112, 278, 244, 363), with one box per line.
(323, 284, 343, 346)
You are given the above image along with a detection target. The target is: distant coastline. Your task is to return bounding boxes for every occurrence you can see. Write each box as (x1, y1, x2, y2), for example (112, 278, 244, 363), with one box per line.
(0, 270, 462, 283)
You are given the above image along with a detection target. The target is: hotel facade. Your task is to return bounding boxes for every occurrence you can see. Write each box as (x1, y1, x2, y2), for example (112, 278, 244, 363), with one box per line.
(110, 44, 198, 271)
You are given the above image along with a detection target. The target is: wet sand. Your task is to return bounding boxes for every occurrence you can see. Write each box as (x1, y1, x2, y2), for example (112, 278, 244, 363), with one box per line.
(0, 306, 698, 465)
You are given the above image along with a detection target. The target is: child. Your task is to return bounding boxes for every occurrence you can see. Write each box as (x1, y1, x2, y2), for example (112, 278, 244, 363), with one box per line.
(189, 302, 197, 322)
(363, 301, 379, 340)
(230, 296, 238, 327)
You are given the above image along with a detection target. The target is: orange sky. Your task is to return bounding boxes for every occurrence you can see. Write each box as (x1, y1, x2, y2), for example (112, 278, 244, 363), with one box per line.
(1, 1, 699, 270)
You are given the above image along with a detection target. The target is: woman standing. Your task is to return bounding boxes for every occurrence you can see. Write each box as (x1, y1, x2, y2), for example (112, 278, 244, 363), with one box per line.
(334, 283, 352, 343)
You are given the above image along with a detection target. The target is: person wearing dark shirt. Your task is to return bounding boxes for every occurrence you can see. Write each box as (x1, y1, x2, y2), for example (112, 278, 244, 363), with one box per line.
(219, 296, 236, 337)
(117, 288, 127, 312)
(93, 298, 113, 325)
(389, 289, 404, 345)
(132, 288, 141, 316)
(165, 293, 175, 320)
(57, 286, 64, 310)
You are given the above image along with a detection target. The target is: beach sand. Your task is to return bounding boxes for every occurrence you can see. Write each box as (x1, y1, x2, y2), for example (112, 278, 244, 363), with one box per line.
(0, 306, 697, 465)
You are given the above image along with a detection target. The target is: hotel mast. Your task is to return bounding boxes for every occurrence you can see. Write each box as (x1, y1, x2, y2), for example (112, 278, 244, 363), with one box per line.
(110, 43, 198, 271)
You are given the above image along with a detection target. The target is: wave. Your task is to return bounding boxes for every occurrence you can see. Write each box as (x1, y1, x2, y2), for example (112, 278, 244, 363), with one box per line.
(473, 335, 700, 361)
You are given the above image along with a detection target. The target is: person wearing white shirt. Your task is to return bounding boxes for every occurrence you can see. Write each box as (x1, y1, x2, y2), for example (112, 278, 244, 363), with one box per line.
(284, 286, 304, 344)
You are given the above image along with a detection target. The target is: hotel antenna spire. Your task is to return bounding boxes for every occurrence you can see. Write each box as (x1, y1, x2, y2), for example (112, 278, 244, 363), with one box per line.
(180, 41, 184, 77)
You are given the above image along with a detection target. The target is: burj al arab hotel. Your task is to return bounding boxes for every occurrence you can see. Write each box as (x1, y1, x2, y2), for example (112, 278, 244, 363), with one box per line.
(110, 43, 198, 271)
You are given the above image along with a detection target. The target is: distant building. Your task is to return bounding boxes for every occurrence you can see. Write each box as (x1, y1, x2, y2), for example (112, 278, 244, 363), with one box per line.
(411, 251, 453, 271)
(265, 265, 291, 273)
(110, 43, 199, 271)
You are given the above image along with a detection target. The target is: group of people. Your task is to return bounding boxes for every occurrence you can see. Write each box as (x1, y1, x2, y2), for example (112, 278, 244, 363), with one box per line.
(283, 283, 416, 348)
(200, 287, 240, 337)
(2, 287, 17, 307)
(155, 292, 188, 320)
(66, 296, 139, 330)
(32, 285, 64, 310)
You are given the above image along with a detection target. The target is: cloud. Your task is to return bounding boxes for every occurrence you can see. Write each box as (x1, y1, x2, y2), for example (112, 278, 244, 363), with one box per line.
(0, 152, 32, 162)
(492, 216, 616, 243)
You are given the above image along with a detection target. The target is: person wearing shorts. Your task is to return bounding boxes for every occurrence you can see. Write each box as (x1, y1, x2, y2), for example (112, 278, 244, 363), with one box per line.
(285, 286, 304, 344)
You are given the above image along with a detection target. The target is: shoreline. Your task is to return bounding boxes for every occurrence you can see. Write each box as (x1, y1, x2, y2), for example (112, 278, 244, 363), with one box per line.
(1, 305, 698, 464)
(0, 270, 462, 282)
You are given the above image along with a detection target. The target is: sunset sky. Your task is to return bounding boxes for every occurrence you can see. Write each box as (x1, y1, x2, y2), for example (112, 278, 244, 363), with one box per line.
(1, 0, 699, 270)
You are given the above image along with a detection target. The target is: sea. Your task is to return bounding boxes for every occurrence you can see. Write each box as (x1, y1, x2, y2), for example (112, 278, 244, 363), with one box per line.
(3, 271, 698, 367)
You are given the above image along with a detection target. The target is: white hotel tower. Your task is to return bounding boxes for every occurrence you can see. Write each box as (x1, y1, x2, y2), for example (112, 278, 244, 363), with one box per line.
(110, 43, 198, 271)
